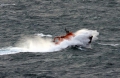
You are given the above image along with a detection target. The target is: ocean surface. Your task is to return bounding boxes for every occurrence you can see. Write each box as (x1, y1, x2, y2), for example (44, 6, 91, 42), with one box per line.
(0, 0, 120, 78)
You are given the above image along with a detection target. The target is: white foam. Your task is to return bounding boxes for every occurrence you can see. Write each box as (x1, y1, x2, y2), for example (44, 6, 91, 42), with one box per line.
(0, 3, 15, 6)
(35, 33, 52, 37)
(0, 29, 99, 55)
(98, 43, 119, 47)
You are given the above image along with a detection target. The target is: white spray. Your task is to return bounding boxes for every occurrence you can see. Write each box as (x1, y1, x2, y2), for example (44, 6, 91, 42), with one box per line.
(0, 29, 99, 55)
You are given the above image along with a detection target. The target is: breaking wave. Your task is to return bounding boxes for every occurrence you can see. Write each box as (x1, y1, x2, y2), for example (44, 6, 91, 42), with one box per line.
(0, 29, 99, 55)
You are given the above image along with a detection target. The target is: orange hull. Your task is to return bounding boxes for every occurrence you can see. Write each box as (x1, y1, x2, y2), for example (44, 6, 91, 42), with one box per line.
(53, 32, 75, 45)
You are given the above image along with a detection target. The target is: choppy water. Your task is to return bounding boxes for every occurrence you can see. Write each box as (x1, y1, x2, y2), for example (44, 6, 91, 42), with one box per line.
(0, 0, 120, 78)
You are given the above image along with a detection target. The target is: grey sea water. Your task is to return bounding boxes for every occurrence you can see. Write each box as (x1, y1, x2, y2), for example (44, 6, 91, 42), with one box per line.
(0, 0, 120, 78)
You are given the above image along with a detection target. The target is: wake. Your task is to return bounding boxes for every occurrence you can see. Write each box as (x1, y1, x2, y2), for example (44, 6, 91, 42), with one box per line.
(0, 29, 99, 55)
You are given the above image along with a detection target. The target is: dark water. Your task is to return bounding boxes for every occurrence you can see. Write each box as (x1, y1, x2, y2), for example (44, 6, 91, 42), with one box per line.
(0, 0, 120, 78)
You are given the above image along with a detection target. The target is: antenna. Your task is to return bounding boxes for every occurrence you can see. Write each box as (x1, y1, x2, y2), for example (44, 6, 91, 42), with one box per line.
(65, 28, 70, 33)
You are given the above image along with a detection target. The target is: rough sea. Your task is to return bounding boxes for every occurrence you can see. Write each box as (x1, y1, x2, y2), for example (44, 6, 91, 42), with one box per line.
(0, 0, 120, 78)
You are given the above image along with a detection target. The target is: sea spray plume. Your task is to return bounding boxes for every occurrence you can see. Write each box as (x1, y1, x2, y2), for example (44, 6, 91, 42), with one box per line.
(15, 36, 55, 52)
(15, 29, 99, 52)
(75, 29, 99, 41)
(0, 28, 99, 55)
(73, 29, 99, 48)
